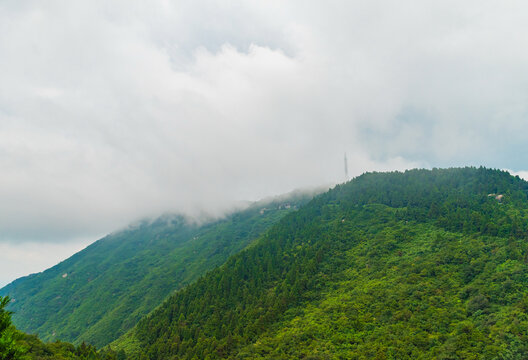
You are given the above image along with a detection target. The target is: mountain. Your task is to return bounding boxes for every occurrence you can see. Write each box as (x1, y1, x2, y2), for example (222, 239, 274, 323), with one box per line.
(114, 167, 528, 359)
(0, 189, 319, 348)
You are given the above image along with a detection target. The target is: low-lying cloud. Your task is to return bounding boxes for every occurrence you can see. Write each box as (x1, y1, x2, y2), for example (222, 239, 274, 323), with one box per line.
(1, 0, 527, 251)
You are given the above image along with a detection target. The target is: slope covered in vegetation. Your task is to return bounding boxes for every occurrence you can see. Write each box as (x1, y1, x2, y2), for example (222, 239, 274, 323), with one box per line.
(1, 294, 124, 360)
(117, 167, 528, 359)
(0, 190, 317, 348)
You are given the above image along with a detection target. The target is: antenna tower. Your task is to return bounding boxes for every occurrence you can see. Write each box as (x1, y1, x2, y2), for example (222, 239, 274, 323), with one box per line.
(344, 153, 349, 181)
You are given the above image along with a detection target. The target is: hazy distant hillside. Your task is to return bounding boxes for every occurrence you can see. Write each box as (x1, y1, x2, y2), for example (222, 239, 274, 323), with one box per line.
(0, 190, 319, 348)
(115, 168, 528, 359)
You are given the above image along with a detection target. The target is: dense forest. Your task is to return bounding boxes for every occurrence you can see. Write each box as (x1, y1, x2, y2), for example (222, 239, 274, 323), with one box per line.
(4, 167, 528, 359)
(113, 167, 528, 359)
(0, 190, 317, 348)
(1, 294, 124, 360)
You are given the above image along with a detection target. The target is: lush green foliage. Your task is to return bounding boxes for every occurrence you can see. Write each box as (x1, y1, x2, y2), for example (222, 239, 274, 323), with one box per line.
(0, 192, 315, 348)
(2, 295, 125, 360)
(0, 296, 119, 360)
(19, 334, 126, 360)
(0, 296, 25, 360)
(118, 167, 528, 359)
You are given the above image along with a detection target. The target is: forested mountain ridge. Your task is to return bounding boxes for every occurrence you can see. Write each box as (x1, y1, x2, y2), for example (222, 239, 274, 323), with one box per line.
(115, 167, 528, 359)
(0, 189, 318, 348)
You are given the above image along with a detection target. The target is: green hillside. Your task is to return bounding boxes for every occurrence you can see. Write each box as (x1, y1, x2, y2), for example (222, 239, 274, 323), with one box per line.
(116, 167, 528, 359)
(0, 190, 317, 348)
(1, 294, 123, 360)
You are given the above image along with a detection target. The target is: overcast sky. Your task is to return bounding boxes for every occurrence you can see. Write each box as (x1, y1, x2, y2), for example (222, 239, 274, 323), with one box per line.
(1, 0, 528, 287)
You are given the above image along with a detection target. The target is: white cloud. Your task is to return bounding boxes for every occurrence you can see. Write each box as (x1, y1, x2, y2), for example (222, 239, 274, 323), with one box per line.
(1, 0, 528, 283)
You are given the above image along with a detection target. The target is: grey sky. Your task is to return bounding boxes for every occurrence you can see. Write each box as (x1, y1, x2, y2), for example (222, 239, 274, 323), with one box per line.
(1, 0, 528, 286)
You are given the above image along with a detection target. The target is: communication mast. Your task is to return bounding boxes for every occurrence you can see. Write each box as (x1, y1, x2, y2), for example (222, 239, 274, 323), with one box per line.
(344, 153, 349, 181)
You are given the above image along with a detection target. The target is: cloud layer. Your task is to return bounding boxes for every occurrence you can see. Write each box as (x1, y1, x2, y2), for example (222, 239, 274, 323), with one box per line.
(1, 0, 527, 253)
